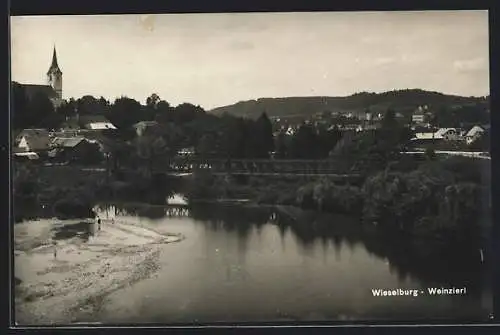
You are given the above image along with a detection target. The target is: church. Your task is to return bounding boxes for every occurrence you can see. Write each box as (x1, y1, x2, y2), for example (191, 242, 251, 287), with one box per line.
(16, 46, 63, 108)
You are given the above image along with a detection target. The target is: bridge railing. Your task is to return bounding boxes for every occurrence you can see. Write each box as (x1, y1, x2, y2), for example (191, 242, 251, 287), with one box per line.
(147, 155, 368, 173)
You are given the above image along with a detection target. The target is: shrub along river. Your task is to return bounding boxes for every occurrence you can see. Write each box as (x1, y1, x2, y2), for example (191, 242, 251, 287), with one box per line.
(87, 195, 492, 324)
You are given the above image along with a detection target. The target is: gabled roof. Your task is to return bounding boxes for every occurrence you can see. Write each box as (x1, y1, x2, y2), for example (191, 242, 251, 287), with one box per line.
(52, 137, 86, 148)
(79, 115, 112, 125)
(18, 129, 50, 141)
(434, 128, 457, 138)
(14, 152, 40, 160)
(414, 132, 435, 140)
(17, 129, 51, 151)
(466, 125, 484, 137)
(86, 122, 117, 130)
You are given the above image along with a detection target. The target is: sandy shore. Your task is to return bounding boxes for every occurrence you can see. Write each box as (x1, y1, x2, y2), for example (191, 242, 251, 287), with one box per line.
(14, 218, 183, 325)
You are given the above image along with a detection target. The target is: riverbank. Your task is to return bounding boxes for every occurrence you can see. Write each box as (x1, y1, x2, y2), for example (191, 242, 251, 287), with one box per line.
(14, 218, 183, 325)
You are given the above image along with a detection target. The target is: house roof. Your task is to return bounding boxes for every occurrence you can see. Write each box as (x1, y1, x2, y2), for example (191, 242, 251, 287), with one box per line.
(17, 129, 51, 150)
(18, 128, 50, 138)
(466, 125, 484, 137)
(86, 122, 117, 130)
(415, 132, 437, 140)
(413, 109, 425, 115)
(52, 137, 86, 148)
(14, 152, 40, 160)
(79, 115, 113, 125)
(434, 128, 457, 138)
(21, 84, 57, 100)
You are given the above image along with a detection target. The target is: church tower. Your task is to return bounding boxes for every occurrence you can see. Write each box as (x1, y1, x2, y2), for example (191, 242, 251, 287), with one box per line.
(47, 46, 62, 100)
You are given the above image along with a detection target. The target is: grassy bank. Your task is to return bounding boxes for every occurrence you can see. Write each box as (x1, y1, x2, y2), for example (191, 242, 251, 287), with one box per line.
(184, 155, 491, 257)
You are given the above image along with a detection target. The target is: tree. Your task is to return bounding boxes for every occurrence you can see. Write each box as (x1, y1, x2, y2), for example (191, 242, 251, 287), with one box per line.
(76, 95, 110, 115)
(146, 93, 161, 108)
(27, 92, 55, 128)
(274, 132, 289, 158)
(133, 128, 173, 177)
(56, 98, 78, 119)
(108, 97, 143, 129)
(154, 100, 173, 124)
(172, 103, 206, 124)
(468, 131, 490, 152)
(381, 108, 397, 129)
(143, 93, 161, 121)
(290, 124, 319, 159)
(254, 112, 274, 157)
(11, 83, 29, 130)
(425, 147, 436, 160)
(40, 112, 65, 130)
(197, 133, 217, 158)
(317, 126, 342, 158)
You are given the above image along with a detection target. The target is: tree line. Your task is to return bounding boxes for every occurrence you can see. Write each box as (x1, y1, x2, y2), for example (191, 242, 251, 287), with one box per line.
(11, 82, 489, 171)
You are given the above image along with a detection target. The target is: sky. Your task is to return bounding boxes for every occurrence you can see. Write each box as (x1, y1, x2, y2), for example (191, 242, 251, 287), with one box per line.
(10, 11, 489, 110)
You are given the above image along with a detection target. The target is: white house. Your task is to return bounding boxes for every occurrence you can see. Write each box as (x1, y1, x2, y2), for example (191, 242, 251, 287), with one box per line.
(465, 126, 485, 145)
(86, 122, 117, 130)
(434, 128, 461, 140)
(413, 128, 461, 141)
(79, 115, 117, 131)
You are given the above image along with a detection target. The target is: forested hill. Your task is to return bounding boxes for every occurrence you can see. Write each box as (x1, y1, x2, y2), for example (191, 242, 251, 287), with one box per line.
(210, 89, 489, 119)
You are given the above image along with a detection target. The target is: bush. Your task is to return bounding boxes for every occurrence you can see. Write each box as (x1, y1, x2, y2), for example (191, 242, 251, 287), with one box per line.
(425, 147, 436, 160)
(440, 156, 487, 184)
(324, 184, 364, 214)
(185, 170, 219, 200)
(256, 191, 279, 204)
(277, 192, 297, 205)
(53, 198, 94, 219)
(296, 183, 316, 210)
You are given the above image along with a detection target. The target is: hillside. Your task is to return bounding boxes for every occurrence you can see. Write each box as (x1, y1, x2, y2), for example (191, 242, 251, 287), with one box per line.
(209, 89, 489, 119)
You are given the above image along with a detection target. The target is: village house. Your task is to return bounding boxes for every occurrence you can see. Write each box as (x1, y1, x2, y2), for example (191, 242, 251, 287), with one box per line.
(81, 115, 117, 131)
(413, 128, 463, 141)
(132, 121, 161, 137)
(411, 106, 427, 124)
(15, 129, 51, 153)
(49, 136, 103, 164)
(60, 114, 116, 132)
(465, 125, 485, 145)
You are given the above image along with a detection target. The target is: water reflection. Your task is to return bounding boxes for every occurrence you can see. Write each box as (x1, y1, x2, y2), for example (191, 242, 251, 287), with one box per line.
(98, 201, 486, 296)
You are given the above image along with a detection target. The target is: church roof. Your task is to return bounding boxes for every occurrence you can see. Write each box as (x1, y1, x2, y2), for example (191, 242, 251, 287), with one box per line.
(21, 84, 57, 101)
(47, 46, 62, 75)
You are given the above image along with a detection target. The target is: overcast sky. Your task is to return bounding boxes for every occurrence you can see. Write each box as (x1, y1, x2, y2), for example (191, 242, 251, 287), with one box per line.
(10, 11, 489, 110)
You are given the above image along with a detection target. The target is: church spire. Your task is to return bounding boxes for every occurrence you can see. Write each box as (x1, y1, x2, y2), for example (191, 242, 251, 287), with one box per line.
(47, 45, 62, 75)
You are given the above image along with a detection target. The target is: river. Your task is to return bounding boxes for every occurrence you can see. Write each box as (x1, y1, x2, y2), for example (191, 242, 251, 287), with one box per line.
(90, 195, 492, 324)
